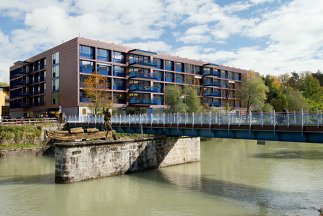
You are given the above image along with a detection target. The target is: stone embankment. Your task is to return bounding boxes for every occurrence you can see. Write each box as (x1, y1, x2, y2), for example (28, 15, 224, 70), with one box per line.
(55, 136, 200, 183)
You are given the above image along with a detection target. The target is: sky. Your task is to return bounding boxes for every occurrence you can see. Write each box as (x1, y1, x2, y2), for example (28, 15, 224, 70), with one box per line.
(0, 0, 323, 82)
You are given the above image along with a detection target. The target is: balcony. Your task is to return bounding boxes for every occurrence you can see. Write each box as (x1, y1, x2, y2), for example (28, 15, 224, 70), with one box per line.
(113, 71, 125, 77)
(129, 59, 157, 69)
(203, 81, 220, 87)
(129, 98, 160, 105)
(209, 102, 221, 107)
(10, 103, 29, 109)
(14, 80, 29, 87)
(204, 92, 221, 97)
(113, 85, 126, 90)
(165, 77, 174, 82)
(203, 70, 220, 77)
(128, 71, 158, 80)
(129, 85, 160, 93)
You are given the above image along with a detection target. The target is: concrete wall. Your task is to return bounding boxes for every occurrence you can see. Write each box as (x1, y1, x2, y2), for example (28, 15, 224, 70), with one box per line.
(55, 137, 200, 183)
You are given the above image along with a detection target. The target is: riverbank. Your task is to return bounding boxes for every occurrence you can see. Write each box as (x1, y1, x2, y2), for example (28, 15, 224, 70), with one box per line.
(0, 146, 47, 158)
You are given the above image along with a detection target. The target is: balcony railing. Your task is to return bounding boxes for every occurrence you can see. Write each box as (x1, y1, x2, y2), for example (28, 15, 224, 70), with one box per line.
(203, 81, 220, 87)
(129, 71, 158, 80)
(203, 70, 220, 77)
(113, 71, 125, 77)
(129, 85, 160, 92)
(165, 77, 173, 82)
(113, 85, 126, 90)
(129, 98, 160, 105)
(129, 59, 157, 68)
(204, 92, 221, 97)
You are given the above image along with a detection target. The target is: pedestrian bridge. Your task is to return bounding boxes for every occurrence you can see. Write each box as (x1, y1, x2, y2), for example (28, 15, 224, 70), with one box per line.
(66, 111, 323, 144)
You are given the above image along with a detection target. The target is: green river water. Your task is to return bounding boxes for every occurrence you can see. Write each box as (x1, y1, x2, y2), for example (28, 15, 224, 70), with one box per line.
(0, 139, 323, 216)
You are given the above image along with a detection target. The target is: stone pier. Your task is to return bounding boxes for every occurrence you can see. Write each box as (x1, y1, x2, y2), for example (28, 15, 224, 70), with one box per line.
(55, 136, 200, 183)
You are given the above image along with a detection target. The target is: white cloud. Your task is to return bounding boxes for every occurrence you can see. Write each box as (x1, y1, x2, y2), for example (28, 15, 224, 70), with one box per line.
(125, 41, 172, 53)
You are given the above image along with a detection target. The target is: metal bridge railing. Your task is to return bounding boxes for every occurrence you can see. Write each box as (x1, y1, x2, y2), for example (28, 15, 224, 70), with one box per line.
(65, 110, 323, 128)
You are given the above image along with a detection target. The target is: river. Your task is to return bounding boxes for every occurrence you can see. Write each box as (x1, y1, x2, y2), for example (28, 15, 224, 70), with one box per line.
(0, 139, 322, 216)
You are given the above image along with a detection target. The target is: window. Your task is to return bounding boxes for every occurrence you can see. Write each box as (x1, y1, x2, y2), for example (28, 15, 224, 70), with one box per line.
(52, 79, 59, 91)
(175, 62, 183, 72)
(97, 48, 110, 61)
(165, 60, 173, 71)
(80, 45, 94, 59)
(52, 52, 59, 65)
(52, 65, 59, 78)
(80, 60, 94, 73)
(153, 58, 163, 69)
(113, 66, 125, 77)
(113, 51, 125, 63)
(97, 63, 110, 76)
(195, 66, 202, 75)
(185, 64, 193, 73)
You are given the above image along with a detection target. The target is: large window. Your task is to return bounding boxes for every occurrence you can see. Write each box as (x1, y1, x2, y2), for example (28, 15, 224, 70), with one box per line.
(153, 58, 163, 69)
(194, 66, 202, 75)
(97, 48, 110, 62)
(175, 62, 183, 72)
(165, 60, 173, 71)
(80, 60, 94, 73)
(52, 52, 59, 65)
(113, 51, 125, 63)
(97, 63, 111, 76)
(80, 45, 94, 59)
(113, 66, 125, 77)
(52, 65, 59, 78)
(185, 64, 193, 73)
(52, 79, 59, 91)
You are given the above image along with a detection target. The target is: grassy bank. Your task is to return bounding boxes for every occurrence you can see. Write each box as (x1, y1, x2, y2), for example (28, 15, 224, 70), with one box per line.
(0, 125, 44, 150)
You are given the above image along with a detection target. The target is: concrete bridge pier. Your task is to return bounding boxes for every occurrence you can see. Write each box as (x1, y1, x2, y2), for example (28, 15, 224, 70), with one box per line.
(55, 137, 200, 183)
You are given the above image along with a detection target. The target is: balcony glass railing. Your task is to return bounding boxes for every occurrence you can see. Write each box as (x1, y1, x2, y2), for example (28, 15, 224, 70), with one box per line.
(113, 71, 125, 77)
(113, 85, 126, 90)
(129, 98, 160, 105)
(203, 81, 220, 87)
(204, 92, 221, 97)
(203, 70, 220, 77)
(165, 77, 173, 82)
(129, 85, 160, 92)
(129, 59, 157, 67)
(129, 71, 158, 80)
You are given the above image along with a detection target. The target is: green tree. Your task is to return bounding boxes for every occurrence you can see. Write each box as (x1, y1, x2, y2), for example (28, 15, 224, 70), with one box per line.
(312, 70, 323, 86)
(165, 85, 186, 113)
(83, 71, 114, 115)
(301, 74, 321, 100)
(285, 88, 308, 111)
(165, 85, 203, 113)
(184, 86, 202, 113)
(237, 73, 269, 113)
(0, 82, 9, 87)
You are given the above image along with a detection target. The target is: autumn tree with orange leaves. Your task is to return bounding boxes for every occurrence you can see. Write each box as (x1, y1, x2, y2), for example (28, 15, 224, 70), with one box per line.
(82, 71, 114, 115)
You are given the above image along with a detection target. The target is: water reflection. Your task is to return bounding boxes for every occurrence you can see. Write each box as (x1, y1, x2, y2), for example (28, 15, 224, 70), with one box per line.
(0, 140, 323, 216)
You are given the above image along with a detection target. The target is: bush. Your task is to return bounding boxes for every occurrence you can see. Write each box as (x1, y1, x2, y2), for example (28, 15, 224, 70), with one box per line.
(0, 125, 42, 145)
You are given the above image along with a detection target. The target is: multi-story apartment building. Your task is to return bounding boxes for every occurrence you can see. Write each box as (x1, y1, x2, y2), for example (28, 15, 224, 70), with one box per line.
(9, 37, 249, 117)
(0, 86, 9, 117)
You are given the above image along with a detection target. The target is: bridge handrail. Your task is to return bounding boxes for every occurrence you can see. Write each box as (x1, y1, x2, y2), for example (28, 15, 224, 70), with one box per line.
(65, 110, 323, 127)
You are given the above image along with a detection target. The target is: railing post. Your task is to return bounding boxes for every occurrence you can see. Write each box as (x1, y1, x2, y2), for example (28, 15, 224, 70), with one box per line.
(185, 113, 187, 126)
(301, 109, 304, 135)
(261, 111, 264, 127)
(287, 110, 289, 127)
(273, 110, 276, 135)
(192, 112, 195, 129)
(200, 112, 203, 126)
(239, 110, 241, 126)
(209, 112, 212, 132)
(249, 110, 252, 133)
(218, 111, 221, 126)
(228, 112, 230, 133)
(317, 109, 320, 128)
(163, 113, 165, 127)
(176, 113, 179, 130)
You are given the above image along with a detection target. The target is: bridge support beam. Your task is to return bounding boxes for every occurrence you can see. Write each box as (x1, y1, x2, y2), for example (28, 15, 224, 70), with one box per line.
(55, 137, 200, 183)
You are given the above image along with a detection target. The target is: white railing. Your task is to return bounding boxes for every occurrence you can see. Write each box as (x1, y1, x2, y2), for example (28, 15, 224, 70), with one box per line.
(65, 110, 323, 128)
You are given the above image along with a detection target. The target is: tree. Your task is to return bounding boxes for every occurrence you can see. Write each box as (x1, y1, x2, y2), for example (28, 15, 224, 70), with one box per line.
(184, 86, 202, 113)
(164, 85, 202, 113)
(82, 71, 113, 115)
(0, 82, 9, 87)
(285, 88, 308, 111)
(237, 72, 269, 113)
(165, 85, 186, 113)
(300, 73, 321, 100)
(312, 70, 323, 86)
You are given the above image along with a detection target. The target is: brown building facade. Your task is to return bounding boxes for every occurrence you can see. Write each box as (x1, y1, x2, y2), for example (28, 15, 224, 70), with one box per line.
(9, 37, 249, 117)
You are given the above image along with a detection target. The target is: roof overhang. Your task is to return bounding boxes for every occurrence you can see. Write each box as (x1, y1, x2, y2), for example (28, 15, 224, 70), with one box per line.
(128, 49, 157, 56)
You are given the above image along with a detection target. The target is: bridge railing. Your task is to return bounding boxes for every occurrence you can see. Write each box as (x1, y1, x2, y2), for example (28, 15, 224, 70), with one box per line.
(65, 110, 323, 127)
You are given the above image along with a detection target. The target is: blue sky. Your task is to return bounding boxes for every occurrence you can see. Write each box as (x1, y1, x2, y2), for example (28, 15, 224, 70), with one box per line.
(0, 0, 322, 82)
